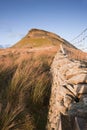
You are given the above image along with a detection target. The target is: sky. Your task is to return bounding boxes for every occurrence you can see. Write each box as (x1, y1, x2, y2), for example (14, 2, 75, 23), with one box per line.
(0, 0, 87, 47)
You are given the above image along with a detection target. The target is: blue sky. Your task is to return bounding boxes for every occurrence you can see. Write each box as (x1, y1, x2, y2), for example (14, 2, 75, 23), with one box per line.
(0, 0, 87, 47)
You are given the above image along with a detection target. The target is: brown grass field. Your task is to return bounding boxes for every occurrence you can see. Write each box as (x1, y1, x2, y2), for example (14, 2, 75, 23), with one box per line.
(0, 29, 79, 130)
(0, 46, 60, 130)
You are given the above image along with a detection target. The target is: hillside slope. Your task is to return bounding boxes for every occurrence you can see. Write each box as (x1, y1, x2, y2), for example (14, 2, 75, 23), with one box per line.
(0, 29, 81, 130)
(13, 28, 75, 48)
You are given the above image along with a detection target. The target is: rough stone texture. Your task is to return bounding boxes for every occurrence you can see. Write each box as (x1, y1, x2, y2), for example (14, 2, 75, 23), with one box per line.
(47, 45, 87, 130)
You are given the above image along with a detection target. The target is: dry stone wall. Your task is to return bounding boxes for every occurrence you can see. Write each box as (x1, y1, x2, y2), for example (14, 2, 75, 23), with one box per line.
(47, 45, 87, 130)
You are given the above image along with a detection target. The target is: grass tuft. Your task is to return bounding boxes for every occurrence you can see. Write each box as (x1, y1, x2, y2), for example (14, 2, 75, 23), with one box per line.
(0, 47, 57, 130)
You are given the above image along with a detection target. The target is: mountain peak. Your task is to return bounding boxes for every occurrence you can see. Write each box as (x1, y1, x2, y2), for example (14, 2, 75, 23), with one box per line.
(13, 28, 75, 48)
(27, 28, 61, 40)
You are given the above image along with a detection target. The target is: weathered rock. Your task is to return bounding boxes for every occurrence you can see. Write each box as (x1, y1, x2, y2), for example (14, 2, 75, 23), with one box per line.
(68, 74, 87, 84)
(47, 45, 87, 130)
(74, 84, 87, 96)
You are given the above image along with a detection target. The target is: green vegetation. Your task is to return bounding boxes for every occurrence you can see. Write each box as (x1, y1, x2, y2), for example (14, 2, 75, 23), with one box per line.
(14, 37, 59, 48)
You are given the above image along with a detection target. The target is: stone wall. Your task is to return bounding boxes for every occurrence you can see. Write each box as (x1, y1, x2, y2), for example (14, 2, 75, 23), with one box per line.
(47, 45, 87, 130)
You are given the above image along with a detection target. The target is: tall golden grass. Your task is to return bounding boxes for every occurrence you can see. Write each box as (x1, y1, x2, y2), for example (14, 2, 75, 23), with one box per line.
(0, 48, 57, 130)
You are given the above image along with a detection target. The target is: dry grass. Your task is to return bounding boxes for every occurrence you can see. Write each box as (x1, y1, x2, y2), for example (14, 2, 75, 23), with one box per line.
(0, 42, 83, 130)
(0, 46, 58, 130)
(14, 37, 54, 48)
(0, 28, 78, 130)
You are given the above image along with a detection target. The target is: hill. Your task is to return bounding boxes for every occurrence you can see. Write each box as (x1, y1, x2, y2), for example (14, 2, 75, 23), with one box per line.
(13, 28, 75, 48)
(0, 29, 79, 130)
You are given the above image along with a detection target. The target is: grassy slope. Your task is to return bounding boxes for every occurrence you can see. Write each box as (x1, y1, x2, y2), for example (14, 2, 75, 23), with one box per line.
(13, 37, 55, 48)
(0, 47, 59, 130)
(13, 28, 75, 49)
(0, 29, 75, 130)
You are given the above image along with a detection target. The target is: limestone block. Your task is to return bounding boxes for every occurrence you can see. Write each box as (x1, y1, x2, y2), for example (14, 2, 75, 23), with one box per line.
(74, 84, 87, 95)
(65, 69, 87, 80)
(68, 74, 87, 84)
(47, 47, 87, 130)
(64, 94, 73, 108)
